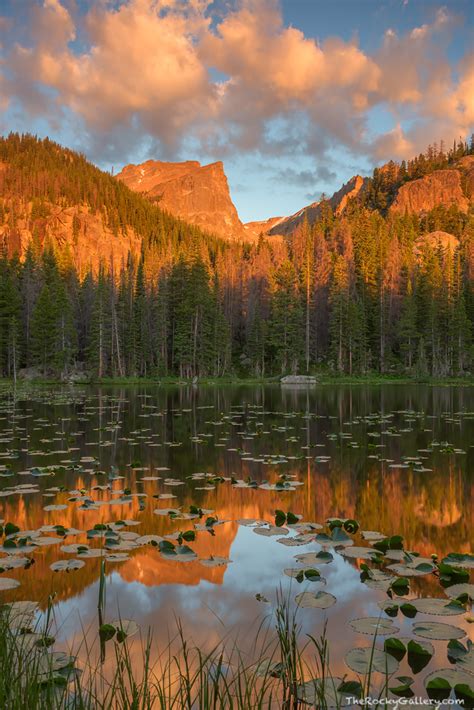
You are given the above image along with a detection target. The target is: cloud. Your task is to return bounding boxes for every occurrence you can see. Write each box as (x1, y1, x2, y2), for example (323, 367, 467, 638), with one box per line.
(272, 166, 337, 187)
(370, 8, 474, 160)
(1, 0, 472, 168)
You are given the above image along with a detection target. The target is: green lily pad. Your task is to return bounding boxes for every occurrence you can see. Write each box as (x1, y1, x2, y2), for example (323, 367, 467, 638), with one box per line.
(341, 546, 381, 560)
(447, 640, 474, 671)
(294, 552, 333, 565)
(199, 556, 231, 567)
(424, 668, 474, 701)
(253, 526, 288, 537)
(284, 568, 326, 583)
(389, 676, 415, 698)
(442, 553, 474, 569)
(110, 619, 139, 640)
(444, 583, 474, 600)
(387, 561, 435, 577)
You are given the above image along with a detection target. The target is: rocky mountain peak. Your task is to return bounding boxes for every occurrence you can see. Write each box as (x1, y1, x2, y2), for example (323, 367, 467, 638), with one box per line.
(116, 159, 247, 241)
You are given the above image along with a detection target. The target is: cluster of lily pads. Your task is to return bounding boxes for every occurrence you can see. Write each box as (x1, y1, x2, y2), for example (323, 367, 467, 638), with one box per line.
(256, 514, 473, 705)
(0, 387, 472, 705)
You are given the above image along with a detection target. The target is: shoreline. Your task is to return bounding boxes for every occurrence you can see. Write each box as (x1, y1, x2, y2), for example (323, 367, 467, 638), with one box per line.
(1, 374, 474, 387)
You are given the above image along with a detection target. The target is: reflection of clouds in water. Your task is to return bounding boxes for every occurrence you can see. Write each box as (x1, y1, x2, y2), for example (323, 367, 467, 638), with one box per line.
(3, 384, 473, 696)
(49, 526, 389, 658)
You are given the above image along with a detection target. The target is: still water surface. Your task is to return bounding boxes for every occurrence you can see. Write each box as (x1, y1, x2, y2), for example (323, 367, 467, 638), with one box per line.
(0, 384, 472, 698)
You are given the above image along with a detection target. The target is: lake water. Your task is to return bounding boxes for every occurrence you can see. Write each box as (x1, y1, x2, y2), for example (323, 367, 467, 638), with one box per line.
(0, 383, 473, 703)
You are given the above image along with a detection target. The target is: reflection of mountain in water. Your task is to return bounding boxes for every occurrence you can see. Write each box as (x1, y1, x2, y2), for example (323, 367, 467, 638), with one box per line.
(1, 455, 470, 607)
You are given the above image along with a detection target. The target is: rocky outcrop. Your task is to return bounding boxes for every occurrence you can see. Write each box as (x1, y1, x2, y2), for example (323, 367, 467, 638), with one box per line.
(414, 230, 460, 257)
(332, 175, 366, 215)
(117, 159, 248, 241)
(268, 174, 367, 236)
(0, 200, 142, 277)
(390, 169, 469, 215)
(281, 375, 317, 386)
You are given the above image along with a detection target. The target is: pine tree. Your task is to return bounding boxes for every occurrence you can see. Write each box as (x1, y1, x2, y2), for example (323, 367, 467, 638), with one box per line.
(268, 261, 304, 374)
(398, 272, 418, 370)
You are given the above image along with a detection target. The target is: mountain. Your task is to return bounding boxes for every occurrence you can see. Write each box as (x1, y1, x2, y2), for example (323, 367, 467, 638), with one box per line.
(262, 155, 474, 237)
(267, 175, 367, 236)
(0, 134, 221, 275)
(1, 132, 473, 382)
(243, 215, 285, 239)
(116, 159, 248, 241)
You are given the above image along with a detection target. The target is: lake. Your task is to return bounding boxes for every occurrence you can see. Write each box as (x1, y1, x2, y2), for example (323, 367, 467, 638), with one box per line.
(0, 383, 473, 705)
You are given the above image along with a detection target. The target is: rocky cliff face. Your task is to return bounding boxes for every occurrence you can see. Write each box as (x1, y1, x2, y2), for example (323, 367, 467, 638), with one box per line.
(0, 199, 142, 276)
(390, 169, 470, 215)
(117, 159, 247, 240)
(267, 174, 367, 236)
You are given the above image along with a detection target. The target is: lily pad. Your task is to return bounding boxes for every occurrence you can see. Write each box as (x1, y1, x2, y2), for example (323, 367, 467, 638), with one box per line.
(349, 617, 398, 636)
(199, 556, 231, 567)
(444, 583, 474, 600)
(1, 600, 38, 628)
(412, 621, 466, 640)
(253, 526, 288, 537)
(412, 597, 465, 616)
(296, 677, 354, 707)
(110, 619, 139, 639)
(284, 568, 326, 584)
(442, 553, 474, 569)
(295, 591, 336, 609)
(345, 647, 399, 675)
(294, 552, 333, 566)
(0, 577, 20, 591)
(424, 668, 474, 701)
(341, 546, 381, 560)
(50, 559, 85, 572)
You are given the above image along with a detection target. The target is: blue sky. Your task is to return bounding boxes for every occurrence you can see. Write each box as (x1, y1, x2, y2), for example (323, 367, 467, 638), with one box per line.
(0, 0, 472, 221)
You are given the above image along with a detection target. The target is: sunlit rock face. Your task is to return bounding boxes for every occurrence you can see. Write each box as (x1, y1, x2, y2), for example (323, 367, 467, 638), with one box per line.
(390, 165, 473, 215)
(0, 201, 142, 277)
(117, 160, 248, 241)
(413, 230, 460, 258)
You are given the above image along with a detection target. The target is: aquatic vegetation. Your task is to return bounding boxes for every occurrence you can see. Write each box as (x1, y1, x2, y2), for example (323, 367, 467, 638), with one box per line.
(0, 383, 472, 705)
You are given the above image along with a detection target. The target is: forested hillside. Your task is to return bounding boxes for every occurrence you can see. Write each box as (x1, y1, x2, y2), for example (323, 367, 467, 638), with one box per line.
(0, 133, 473, 380)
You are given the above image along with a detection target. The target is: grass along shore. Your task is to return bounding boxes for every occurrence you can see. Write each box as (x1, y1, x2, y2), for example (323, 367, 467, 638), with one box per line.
(1, 373, 474, 388)
(2, 588, 473, 709)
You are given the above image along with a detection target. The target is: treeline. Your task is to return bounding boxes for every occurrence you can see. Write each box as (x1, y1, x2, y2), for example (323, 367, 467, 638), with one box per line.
(0, 207, 472, 380)
(0, 133, 473, 380)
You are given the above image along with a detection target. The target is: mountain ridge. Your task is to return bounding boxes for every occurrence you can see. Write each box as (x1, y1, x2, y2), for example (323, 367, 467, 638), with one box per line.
(116, 151, 474, 241)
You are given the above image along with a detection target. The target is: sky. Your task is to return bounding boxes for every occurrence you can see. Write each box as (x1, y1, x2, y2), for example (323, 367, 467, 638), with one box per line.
(0, 0, 473, 222)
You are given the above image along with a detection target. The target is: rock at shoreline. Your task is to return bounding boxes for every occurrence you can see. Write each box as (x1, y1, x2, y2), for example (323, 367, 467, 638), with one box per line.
(280, 375, 317, 386)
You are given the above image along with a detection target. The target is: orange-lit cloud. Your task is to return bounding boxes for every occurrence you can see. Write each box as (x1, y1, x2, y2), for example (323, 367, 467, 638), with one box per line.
(1, 0, 472, 164)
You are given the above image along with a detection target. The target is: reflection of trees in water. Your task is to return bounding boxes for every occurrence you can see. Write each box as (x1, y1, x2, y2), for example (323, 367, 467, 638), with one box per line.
(0, 383, 471, 610)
